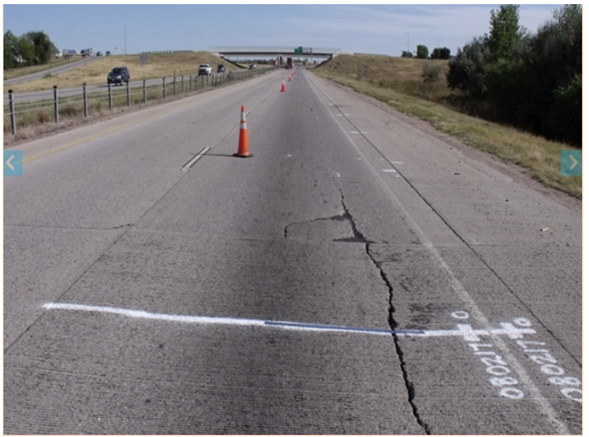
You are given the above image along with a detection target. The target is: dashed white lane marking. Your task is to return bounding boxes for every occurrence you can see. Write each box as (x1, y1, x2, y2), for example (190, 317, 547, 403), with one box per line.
(182, 147, 210, 171)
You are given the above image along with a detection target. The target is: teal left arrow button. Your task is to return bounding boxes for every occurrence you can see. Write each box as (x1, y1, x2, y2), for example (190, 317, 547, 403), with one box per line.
(4, 150, 23, 176)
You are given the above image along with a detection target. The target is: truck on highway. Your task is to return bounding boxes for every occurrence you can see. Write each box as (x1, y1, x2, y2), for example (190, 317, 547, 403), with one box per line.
(81, 48, 93, 57)
(198, 63, 212, 76)
(286, 57, 293, 69)
(62, 49, 78, 58)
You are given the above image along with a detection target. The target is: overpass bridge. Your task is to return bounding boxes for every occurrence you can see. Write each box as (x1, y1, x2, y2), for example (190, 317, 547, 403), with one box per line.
(209, 46, 341, 60)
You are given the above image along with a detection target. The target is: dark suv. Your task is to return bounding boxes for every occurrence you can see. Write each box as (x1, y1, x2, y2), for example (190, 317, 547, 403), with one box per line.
(107, 67, 130, 86)
(217, 64, 226, 73)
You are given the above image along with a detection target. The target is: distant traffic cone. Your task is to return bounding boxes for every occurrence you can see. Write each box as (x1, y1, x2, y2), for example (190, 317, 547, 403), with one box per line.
(281, 79, 286, 92)
(289, 75, 292, 82)
(234, 106, 252, 158)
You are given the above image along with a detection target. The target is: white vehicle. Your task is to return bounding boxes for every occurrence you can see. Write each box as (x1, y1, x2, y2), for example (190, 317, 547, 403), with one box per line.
(198, 63, 212, 76)
(62, 49, 78, 58)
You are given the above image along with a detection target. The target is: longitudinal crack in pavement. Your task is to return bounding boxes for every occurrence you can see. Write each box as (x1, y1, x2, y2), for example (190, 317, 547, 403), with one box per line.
(335, 186, 430, 434)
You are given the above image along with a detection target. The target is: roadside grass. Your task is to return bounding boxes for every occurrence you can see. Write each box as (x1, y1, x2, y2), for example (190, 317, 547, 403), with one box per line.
(5, 51, 234, 93)
(3, 86, 169, 144)
(3, 57, 80, 81)
(315, 54, 581, 199)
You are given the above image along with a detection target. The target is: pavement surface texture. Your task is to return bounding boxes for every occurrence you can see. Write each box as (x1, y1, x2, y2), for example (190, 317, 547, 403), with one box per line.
(4, 68, 581, 434)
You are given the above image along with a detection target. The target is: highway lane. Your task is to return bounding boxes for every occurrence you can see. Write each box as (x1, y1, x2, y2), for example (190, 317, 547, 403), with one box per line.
(4, 68, 581, 434)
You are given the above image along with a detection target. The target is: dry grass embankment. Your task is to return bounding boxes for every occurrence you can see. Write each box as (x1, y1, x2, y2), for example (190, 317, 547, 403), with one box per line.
(6, 51, 232, 93)
(315, 54, 581, 199)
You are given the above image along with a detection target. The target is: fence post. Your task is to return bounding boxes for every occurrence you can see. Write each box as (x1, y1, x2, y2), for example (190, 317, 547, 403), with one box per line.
(108, 83, 113, 110)
(83, 83, 88, 117)
(163, 77, 166, 99)
(182, 75, 184, 94)
(8, 90, 16, 135)
(173, 75, 177, 96)
(53, 86, 59, 124)
(189, 75, 192, 92)
(143, 80, 147, 104)
(126, 81, 131, 107)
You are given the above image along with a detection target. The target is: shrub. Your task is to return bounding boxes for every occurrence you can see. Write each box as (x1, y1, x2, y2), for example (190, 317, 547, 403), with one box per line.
(421, 63, 442, 83)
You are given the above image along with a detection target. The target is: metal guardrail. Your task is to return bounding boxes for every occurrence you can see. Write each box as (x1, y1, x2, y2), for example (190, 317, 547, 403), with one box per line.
(4, 67, 273, 136)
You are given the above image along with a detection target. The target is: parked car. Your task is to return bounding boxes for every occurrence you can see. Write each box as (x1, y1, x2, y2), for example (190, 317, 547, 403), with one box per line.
(96, 51, 103, 57)
(107, 67, 130, 86)
(198, 64, 212, 76)
(217, 64, 226, 73)
(249, 64, 257, 70)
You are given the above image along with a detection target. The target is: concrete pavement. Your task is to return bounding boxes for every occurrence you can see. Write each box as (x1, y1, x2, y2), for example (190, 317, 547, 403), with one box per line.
(4, 68, 581, 434)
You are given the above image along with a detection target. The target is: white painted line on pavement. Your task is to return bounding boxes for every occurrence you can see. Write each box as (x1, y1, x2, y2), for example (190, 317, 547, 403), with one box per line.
(43, 302, 581, 405)
(42, 302, 422, 336)
(182, 147, 211, 171)
(41, 303, 539, 342)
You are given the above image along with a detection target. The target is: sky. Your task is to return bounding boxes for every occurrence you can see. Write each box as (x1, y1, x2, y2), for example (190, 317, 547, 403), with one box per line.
(3, 3, 567, 58)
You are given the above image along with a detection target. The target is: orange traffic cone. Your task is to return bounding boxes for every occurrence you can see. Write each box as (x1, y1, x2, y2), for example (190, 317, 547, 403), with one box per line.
(281, 79, 286, 92)
(234, 106, 252, 158)
(289, 75, 292, 82)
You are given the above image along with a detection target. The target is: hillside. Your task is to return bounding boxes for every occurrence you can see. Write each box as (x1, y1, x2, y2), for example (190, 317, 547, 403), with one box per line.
(318, 54, 448, 84)
(6, 51, 232, 93)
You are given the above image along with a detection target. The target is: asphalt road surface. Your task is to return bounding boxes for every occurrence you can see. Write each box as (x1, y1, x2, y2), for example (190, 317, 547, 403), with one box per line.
(4, 68, 581, 434)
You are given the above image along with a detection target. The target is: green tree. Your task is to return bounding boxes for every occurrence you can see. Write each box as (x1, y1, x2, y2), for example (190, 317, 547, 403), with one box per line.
(15, 34, 35, 66)
(26, 31, 56, 65)
(446, 37, 490, 98)
(4, 30, 56, 69)
(430, 47, 451, 60)
(486, 4, 525, 62)
(4, 30, 19, 69)
(416, 45, 429, 59)
(528, 4, 582, 145)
